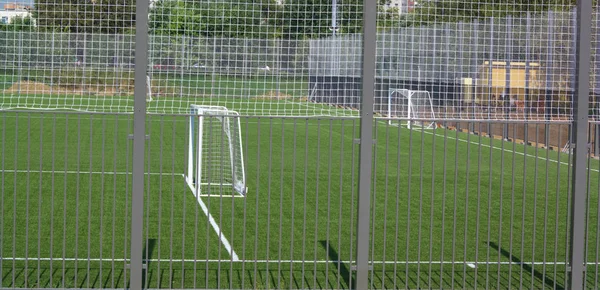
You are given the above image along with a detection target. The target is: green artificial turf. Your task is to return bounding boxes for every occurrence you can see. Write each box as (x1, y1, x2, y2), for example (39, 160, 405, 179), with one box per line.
(0, 74, 599, 288)
(0, 110, 598, 289)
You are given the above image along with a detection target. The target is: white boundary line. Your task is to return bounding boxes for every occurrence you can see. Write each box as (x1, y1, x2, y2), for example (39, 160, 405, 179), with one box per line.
(1, 169, 241, 260)
(0, 170, 245, 198)
(380, 121, 600, 173)
(1, 257, 592, 266)
(0, 169, 165, 176)
(185, 175, 240, 261)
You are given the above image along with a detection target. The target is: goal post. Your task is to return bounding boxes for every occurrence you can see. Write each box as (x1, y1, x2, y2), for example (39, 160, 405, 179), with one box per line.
(388, 88, 437, 129)
(185, 105, 247, 197)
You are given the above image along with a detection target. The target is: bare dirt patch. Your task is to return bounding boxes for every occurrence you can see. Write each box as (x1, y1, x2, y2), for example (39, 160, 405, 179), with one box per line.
(2, 81, 134, 96)
(252, 91, 293, 101)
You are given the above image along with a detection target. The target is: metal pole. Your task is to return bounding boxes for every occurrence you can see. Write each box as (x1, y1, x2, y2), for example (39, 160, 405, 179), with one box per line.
(571, 9, 578, 144)
(595, 16, 600, 155)
(332, 0, 337, 36)
(487, 17, 494, 121)
(546, 11, 554, 147)
(355, 1, 377, 289)
(568, 1, 592, 289)
(472, 20, 479, 128)
(525, 13, 531, 121)
(130, 0, 150, 288)
(504, 16, 512, 140)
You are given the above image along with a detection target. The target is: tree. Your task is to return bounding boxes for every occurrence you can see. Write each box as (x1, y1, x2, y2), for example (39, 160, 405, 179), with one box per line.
(34, 0, 135, 34)
(149, 0, 274, 38)
(402, 0, 577, 26)
(263, 0, 363, 40)
(263, 0, 401, 39)
(0, 15, 35, 31)
(149, 0, 400, 39)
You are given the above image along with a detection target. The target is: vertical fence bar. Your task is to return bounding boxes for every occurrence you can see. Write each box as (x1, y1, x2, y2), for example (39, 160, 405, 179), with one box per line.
(457, 22, 463, 119)
(546, 11, 554, 146)
(572, 9, 578, 128)
(505, 16, 512, 138)
(568, 0, 592, 289)
(487, 17, 494, 120)
(596, 18, 600, 155)
(130, 0, 150, 288)
(472, 20, 480, 123)
(355, 0, 377, 289)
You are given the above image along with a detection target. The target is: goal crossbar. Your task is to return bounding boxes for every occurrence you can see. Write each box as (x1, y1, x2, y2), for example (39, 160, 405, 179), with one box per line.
(388, 88, 437, 129)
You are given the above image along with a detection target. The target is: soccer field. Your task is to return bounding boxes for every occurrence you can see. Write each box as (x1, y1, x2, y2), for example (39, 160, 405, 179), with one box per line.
(1, 98, 599, 288)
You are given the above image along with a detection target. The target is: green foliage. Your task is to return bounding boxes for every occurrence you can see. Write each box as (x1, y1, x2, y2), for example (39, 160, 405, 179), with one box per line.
(263, 0, 363, 39)
(0, 15, 35, 31)
(403, 0, 577, 26)
(149, 0, 274, 38)
(34, 0, 136, 33)
(378, 5, 401, 28)
(149, 0, 400, 39)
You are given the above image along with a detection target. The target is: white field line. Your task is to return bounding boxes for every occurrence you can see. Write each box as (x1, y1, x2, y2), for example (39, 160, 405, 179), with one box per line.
(0, 169, 245, 199)
(2, 168, 241, 260)
(1, 168, 241, 260)
(185, 177, 240, 261)
(382, 121, 600, 174)
(1, 256, 593, 266)
(3, 113, 361, 126)
(0, 169, 169, 176)
(181, 174, 246, 198)
(3, 121, 595, 177)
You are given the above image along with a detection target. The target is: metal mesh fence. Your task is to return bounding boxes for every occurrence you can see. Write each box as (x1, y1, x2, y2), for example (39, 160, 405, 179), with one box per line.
(0, 0, 598, 289)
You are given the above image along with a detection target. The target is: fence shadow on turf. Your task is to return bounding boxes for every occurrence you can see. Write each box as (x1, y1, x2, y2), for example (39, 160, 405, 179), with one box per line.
(1, 266, 127, 288)
(319, 240, 354, 289)
(487, 240, 565, 290)
(0, 261, 577, 289)
(141, 238, 158, 289)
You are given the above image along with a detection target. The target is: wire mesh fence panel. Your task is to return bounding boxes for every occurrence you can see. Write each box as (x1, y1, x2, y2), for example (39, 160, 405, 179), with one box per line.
(366, 119, 583, 289)
(0, 0, 599, 289)
(590, 1, 600, 286)
(138, 115, 360, 289)
(0, 111, 134, 288)
(2, 2, 598, 121)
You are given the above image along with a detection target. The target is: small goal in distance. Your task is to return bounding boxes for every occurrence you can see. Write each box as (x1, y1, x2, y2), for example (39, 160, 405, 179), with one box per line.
(387, 88, 438, 129)
(185, 105, 247, 197)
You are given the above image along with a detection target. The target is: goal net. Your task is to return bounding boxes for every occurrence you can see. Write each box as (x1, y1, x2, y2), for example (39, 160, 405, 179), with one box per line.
(185, 105, 247, 197)
(388, 89, 437, 129)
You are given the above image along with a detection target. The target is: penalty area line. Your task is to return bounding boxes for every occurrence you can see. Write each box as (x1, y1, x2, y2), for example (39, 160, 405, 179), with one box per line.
(185, 176, 240, 261)
(380, 121, 599, 173)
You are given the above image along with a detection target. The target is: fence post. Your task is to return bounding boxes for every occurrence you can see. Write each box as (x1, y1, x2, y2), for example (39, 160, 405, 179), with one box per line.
(130, 0, 150, 289)
(568, 1, 592, 289)
(354, 0, 377, 289)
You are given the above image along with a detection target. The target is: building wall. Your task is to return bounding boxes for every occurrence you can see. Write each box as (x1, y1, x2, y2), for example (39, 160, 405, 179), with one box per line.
(0, 9, 31, 24)
(383, 0, 416, 13)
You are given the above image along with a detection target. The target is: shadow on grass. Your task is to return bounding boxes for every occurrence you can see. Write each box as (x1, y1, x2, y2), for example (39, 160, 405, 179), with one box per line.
(487, 241, 564, 290)
(319, 240, 354, 289)
(142, 238, 157, 289)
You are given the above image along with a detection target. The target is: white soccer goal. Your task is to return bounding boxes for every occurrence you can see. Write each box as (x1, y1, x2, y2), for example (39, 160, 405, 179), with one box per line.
(185, 105, 247, 197)
(388, 89, 437, 129)
(146, 75, 153, 102)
